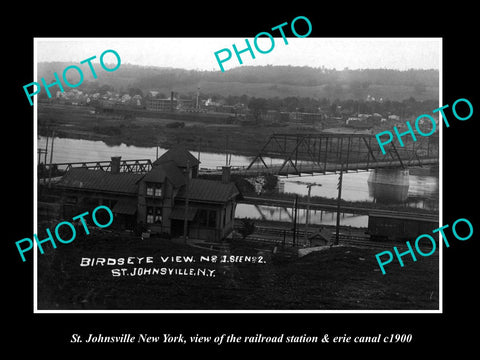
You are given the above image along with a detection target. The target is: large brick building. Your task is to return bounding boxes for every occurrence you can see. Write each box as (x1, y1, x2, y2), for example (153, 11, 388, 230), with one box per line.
(54, 147, 241, 241)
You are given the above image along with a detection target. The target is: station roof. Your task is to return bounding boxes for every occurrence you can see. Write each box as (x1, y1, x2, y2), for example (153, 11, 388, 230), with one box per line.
(141, 160, 186, 187)
(55, 150, 241, 206)
(153, 146, 200, 168)
(113, 198, 138, 215)
(176, 178, 240, 204)
(55, 168, 141, 195)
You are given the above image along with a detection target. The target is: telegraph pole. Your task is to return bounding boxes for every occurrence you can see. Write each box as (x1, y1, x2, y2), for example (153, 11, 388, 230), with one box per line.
(305, 184, 313, 246)
(292, 195, 298, 246)
(44, 135, 49, 164)
(183, 160, 190, 244)
(335, 163, 344, 245)
(47, 130, 55, 188)
(225, 135, 229, 166)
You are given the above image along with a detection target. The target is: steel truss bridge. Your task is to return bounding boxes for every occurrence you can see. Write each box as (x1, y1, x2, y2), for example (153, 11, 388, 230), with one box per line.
(241, 132, 439, 176)
(41, 133, 438, 177)
(45, 159, 153, 173)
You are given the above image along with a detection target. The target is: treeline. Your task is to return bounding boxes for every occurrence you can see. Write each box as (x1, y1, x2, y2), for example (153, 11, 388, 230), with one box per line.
(37, 63, 438, 100)
(238, 96, 438, 119)
(123, 65, 439, 89)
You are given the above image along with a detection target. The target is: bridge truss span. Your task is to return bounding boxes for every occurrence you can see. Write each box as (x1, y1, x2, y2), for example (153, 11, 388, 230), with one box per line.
(246, 132, 439, 176)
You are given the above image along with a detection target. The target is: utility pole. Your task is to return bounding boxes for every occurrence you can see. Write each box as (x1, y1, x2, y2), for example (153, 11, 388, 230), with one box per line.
(183, 160, 190, 244)
(335, 163, 344, 245)
(37, 149, 47, 165)
(292, 195, 298, 246)
(44, 135, 49, 164)
(47, 130, 55, 188)
(305, 184, 313, 246)
(196, 86, 200, 109)
(225, 135, 229, 166)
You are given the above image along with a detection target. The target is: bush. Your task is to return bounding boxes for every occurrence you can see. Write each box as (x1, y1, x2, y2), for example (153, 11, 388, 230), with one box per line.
(238, 218, 256, 239)
(262, 174, 278, 193)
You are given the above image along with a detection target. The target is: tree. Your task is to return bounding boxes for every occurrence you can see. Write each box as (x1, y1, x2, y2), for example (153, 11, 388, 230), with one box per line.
(99, 84, 114, 95)
(262, 174, 278, 193)
(128, 87, 143, 97)
(238, 219, 256, 239)
(282, 97, 300, 112)
(248, 97, 267, 122)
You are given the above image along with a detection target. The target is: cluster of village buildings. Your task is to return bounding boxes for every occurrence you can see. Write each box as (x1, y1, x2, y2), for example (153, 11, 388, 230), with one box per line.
(46, 88, 407, 129)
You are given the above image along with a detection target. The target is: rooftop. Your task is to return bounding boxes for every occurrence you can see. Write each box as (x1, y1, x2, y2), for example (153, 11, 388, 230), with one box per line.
(153, 146, 200, 168)
(55, 168, 142, 195)
(141, 160, 186, 188)
(55, 152, 241, 205)
(177, 178, 240, 204)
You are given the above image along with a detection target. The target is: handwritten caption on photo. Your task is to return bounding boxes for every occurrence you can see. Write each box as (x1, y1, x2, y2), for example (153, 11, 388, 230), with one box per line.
(80, 254, 267, 277)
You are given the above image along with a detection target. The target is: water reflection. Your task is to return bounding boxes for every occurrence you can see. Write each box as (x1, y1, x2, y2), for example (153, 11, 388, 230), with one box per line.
(278, 169, 438, 211)
(37, 136, 439, 211)
(236, 204, 369, 228)
(37, 136, 268, 167)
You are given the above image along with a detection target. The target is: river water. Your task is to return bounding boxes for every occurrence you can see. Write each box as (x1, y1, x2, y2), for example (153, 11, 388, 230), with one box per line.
(37, 136, 439, 228)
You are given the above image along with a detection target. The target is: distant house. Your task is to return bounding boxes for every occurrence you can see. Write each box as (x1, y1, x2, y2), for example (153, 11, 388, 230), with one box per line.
(346, 116, 372, 129)
(146, 98, 176, 112)
(145, 92, 195, 112)
(346, 117, 361, 125)
(264, 110, 281, 122)
(288, 112, 323, 124)
(54, 147, 242, 241)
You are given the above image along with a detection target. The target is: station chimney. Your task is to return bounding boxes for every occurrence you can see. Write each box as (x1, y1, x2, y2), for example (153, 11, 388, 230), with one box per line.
(221, 166, 231, 184)
(111, 156, 121, 174)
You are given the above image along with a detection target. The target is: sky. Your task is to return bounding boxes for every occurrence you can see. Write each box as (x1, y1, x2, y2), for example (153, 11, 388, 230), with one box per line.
(35, 37, 441, 72)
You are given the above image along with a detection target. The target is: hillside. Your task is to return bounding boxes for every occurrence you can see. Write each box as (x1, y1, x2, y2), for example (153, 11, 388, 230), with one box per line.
(36, 63, 439, 102)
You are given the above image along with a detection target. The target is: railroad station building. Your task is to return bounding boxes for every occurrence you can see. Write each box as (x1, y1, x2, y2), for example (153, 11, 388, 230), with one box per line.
(53, 147, 242, 241)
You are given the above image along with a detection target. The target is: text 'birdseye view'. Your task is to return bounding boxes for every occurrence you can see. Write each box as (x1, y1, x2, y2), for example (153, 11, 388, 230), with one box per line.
(33, 37, 441, 311)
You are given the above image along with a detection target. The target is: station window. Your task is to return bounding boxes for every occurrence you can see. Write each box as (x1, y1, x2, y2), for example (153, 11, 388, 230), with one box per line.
(154, 208, 162, 224)
(197, 209, 217, 228)
(146, 207, 154, 223)
(147, 207, 163, 224)
(65, 196, 77, 204)
(146, 183, 162, 197)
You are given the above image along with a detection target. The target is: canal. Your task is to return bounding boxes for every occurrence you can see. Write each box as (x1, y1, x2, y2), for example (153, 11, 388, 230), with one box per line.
(37, 136, 439, 228)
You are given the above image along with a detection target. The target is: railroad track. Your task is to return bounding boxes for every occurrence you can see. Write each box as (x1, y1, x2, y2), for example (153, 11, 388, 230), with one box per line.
(235, 224, 438, 253)
(240, 196, 439, 221)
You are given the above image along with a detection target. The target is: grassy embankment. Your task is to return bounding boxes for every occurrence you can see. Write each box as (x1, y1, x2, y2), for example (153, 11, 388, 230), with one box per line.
(37, 231, 439, 310)
(38, 103, 305, 157)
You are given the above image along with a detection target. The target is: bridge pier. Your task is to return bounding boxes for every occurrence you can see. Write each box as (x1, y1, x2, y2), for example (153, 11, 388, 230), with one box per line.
(367, 168, 410, 203)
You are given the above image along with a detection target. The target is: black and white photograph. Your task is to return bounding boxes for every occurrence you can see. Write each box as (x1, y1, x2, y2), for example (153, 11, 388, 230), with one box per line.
(32, 37, 441, 312)
(6, 6, 478, 354)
